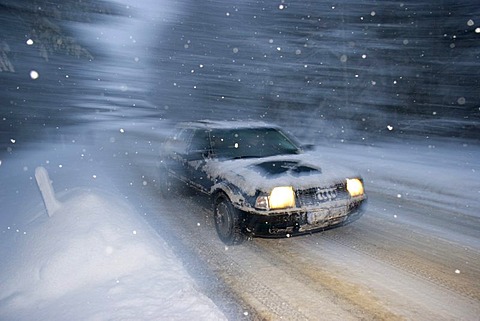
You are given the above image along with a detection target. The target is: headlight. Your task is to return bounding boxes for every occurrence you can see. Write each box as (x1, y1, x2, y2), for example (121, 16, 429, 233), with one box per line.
(255, 186, 296, 210)
(269, 186, 295, 209)
(346, 178, 364, 197)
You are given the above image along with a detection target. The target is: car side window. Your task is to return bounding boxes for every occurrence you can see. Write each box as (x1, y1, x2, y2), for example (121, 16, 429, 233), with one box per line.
(164, 128, 193, 156)
(187, 130, 212, 159)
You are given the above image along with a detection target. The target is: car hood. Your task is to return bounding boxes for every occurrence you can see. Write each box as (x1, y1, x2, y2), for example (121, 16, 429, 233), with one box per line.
(203, 154, 358, 196)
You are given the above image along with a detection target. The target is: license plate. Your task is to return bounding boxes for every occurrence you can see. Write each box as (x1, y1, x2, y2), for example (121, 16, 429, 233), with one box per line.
(307, 207, 346, 224)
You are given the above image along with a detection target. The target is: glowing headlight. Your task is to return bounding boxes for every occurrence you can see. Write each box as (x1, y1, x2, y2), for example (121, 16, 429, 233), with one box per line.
(268, 186, 296, 209)
(346, 178, 364, 197)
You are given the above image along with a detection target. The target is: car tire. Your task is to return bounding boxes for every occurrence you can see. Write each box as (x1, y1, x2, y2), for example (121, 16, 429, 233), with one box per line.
(214, 194, 245, 245)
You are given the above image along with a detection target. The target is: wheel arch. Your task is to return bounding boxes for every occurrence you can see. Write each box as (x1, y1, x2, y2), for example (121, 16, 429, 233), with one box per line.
(210, 182, 243, 207)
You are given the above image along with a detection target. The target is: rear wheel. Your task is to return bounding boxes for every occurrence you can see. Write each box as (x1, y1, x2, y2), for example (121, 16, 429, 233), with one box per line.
(214, 194, 245, 245)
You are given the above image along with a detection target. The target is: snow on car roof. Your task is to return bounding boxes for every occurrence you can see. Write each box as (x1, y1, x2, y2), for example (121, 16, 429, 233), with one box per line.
(177, 119, 278, 130)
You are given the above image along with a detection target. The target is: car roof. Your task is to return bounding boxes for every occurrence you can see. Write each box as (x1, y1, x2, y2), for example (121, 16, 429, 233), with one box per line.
(177, 120, 279, 131)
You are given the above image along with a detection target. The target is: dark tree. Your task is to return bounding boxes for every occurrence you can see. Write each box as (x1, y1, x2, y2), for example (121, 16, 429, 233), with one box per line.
(0, 0, 123, 71)
(0, 0, 124, 150)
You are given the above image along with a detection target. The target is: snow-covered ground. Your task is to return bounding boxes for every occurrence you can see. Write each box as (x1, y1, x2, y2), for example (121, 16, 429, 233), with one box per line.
(0, 139, 227, 320)
(1, 121, 478, 320)
(319, 138, 480, 219)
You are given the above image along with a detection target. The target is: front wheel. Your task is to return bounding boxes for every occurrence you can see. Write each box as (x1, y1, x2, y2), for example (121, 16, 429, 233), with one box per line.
(214, 195, 245, 245)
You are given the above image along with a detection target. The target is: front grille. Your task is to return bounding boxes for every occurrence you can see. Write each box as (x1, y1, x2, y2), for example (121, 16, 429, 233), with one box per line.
(296, 183, 348, 207)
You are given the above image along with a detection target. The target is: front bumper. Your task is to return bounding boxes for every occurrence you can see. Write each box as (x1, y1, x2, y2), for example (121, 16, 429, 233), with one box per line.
(240, 198, 366, 237)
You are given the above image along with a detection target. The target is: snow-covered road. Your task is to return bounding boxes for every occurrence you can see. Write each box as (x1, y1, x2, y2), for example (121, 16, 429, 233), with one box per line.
(109, 121, 480, 320)
(1, 121, 479, 320)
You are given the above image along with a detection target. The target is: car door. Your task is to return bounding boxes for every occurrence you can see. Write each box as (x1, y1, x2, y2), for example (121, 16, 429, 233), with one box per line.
(162, 128, 194, 183)
(184, 129, 214, 194)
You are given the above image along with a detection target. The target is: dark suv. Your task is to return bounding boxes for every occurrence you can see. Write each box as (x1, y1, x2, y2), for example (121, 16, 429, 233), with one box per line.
(159, 120, 366, 245)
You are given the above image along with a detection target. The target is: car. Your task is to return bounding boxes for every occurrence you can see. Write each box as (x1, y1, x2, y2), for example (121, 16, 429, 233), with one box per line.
(159, 120, 367, 245)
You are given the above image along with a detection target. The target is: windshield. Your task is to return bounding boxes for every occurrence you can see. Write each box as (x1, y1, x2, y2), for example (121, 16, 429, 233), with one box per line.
(208, 127, 300, 159)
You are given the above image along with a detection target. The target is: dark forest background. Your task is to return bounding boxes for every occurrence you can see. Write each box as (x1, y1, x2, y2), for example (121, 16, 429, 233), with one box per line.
(1, 0, 479, 150)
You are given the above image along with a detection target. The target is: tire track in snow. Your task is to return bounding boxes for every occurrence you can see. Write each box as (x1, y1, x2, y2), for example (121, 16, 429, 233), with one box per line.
(168, 200, 310, 321)
(320, 212, 480, 302)
(246, 238, 405, 321)
(185, 203, 397, 321)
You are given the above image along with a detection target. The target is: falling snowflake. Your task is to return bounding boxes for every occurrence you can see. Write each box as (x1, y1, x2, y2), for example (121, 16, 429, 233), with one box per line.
(30, 70, 39, 80)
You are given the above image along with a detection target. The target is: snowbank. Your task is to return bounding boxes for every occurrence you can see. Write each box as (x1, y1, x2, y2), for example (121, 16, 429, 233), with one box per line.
(318, 139, 480, 218)
(0, 150, 226, 320)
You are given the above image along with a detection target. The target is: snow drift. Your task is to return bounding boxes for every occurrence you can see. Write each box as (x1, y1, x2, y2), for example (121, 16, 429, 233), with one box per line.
(0, 166, 226, 320)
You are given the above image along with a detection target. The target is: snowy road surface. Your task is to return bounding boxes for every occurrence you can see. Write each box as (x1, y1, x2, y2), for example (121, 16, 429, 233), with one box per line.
(113, 122, 480, 320)
(1, 123, 479, 320)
